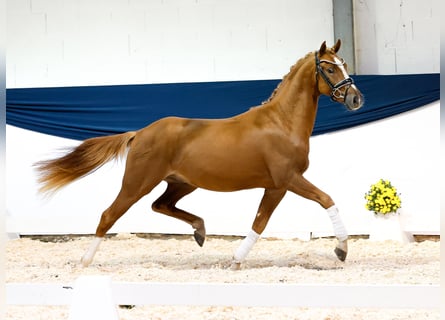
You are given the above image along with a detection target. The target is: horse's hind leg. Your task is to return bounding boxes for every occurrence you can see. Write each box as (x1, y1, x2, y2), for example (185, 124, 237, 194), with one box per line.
(81, 188, 148, 267)
(151, 182, 206, 246)
(81, 155, 166, 267)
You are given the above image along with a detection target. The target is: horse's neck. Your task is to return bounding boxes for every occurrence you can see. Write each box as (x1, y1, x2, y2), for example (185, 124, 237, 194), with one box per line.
(266, 61, 319, 140)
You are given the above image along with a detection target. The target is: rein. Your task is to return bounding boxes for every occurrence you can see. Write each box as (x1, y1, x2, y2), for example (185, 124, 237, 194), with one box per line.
(315, 51, 354, 101)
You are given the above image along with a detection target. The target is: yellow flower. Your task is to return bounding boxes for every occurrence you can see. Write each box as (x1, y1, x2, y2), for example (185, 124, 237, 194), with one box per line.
(365, 179, 401, 215)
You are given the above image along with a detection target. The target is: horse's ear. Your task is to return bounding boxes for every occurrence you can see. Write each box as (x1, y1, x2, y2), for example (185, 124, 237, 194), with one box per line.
(333, 39, 341, 53)
(319, 41, 327, 55)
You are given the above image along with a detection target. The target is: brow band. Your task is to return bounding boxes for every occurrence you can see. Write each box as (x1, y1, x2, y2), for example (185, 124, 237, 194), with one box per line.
(319, 58, 346, 66)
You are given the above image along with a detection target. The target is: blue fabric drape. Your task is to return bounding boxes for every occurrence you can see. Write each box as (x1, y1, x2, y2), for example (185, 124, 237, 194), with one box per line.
(6, 73, 439, 141)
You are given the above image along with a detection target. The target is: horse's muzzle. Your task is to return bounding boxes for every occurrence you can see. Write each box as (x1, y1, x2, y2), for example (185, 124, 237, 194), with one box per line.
(344, 85, 364, 111)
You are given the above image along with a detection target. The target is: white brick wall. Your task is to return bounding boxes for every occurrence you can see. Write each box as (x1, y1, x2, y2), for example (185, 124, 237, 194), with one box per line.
(354, 0, 440, 74)
(7, 0, 334, 87)
(7, 0, 440, 88)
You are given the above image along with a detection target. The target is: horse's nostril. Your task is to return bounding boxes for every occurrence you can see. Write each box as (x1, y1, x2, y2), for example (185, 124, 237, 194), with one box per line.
(353, 95, 358, 105)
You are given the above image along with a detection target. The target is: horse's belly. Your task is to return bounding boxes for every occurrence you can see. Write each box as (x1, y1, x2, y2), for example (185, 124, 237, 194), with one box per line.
(174, 174, 273, 192)
(171, 158, 275, 192)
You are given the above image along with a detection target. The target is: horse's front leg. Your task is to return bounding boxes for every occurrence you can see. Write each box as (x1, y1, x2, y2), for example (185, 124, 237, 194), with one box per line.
(231, 188, 286, 270)
(288, 174, 348, 262)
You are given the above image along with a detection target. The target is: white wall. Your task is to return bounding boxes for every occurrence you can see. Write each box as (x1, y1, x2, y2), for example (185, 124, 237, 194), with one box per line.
(7, 0, 333, 87)
(7, 0, 441, 87)
(354, 0, 440, 74)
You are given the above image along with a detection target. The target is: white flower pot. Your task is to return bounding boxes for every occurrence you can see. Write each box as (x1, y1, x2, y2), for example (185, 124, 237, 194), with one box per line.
(369, 212, 413, 244)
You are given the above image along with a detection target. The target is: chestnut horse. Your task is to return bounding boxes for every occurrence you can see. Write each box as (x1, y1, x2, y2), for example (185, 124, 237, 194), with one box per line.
(35, 40, 363, 269)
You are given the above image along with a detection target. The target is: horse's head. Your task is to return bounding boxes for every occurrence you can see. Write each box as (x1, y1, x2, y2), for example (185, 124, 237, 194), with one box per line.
(315, 39, 364, 111)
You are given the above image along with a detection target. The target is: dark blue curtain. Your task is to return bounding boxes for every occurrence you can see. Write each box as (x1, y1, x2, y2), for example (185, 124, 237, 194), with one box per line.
(6, 73, 439, 141)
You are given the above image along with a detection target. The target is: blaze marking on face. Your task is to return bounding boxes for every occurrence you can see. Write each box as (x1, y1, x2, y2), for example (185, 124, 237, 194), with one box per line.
(333, 56, 349, 79)
(333, 56, 358, 92)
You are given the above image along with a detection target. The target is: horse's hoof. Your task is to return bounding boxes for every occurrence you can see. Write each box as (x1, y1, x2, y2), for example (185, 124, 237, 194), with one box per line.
(193, 230, 205, 247)
(334, 247, 347, 262)
(231, 261, 241, 271)
(80, 256, 91, 268)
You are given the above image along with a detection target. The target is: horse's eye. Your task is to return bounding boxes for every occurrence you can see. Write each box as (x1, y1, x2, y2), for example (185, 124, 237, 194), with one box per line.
(327, 67, 334, 74)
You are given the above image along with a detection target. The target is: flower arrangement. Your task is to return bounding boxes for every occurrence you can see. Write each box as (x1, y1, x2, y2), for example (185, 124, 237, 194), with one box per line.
(364, 179, 401, 215)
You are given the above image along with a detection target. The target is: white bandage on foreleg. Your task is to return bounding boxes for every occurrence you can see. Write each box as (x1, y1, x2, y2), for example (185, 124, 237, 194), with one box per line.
(233, 229, 260, 263)
(326, 205, 348, 241)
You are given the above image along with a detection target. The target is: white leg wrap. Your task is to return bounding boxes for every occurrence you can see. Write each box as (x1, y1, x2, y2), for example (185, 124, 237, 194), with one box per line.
(326, 205, 348, 241)
(81, 237, 102, 267)
(233, 229, 260, 263)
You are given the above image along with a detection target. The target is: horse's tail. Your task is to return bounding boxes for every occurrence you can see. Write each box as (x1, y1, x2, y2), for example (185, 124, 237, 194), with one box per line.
(34, 131, 137, 195)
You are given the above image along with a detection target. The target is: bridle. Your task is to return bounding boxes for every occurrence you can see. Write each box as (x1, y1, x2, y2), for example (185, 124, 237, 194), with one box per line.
(315, 51, 354, 102)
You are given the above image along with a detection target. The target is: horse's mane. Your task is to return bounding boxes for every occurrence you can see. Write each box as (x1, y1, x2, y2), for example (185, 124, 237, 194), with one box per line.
(261, 50, 316, 105)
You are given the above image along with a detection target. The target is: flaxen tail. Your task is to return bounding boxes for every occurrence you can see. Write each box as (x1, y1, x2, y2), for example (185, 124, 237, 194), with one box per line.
(34, 131, 137, 195)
